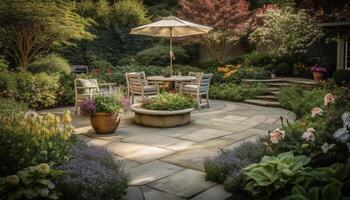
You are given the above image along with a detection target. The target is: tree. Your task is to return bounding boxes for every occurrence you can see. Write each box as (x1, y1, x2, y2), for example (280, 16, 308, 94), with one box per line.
(0, 0, 93, 71)
(179, 0, 253, 63)
(249, 7, 323, 58)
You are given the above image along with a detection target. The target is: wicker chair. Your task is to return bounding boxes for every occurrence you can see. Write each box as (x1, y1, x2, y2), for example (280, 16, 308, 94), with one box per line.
(180, 73, 213, 110)
(126, 72, 159, 104)
(74, 78, 117, 114)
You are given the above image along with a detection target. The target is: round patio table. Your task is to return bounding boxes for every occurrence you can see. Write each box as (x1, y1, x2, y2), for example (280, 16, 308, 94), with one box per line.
(147, 76, 197, 91)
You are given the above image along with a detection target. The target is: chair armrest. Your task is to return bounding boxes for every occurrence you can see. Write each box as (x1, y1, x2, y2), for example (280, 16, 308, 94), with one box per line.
(99, 83, 117, 86)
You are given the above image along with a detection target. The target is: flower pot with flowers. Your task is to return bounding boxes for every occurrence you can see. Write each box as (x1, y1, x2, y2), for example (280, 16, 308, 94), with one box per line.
(80, 95, 129, 134)
(310, 65, 327, 81)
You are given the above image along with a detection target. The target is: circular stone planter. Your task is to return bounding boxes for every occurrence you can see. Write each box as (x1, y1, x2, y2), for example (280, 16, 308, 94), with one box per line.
(131, 103, 194, 128)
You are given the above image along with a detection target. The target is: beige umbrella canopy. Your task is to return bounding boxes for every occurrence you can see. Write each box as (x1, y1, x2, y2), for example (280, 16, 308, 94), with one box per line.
(130, 16, 212, 74)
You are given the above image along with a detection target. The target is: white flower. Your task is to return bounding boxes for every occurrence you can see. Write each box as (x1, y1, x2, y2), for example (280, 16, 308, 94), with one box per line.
(24, 110, 38, 119)
(269, 128, 285, 144)
(311, 107, 323, 117)
(321, 143, 335, 153)
(324, 93, 335, 106)
(333, 127, 350, 143)
(306, 128, 316, 133)
(341, 112, 350, 128)
(302, 131, 315, 142)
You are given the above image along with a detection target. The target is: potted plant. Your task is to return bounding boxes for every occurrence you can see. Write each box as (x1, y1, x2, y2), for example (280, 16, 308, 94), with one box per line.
(80, 95, 129, 134)
(311, 65, 327, 81)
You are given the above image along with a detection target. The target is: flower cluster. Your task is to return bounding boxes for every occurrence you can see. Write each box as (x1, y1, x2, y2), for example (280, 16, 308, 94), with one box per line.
(80, 99, 96, 115)
(302, 128, 316, 142)
(310, 65, 327, 73)
(269, 128, 285, 144)
(333, 112, 350, 144)
(217, 64, 241, 79)
(311, 107, 323, 117)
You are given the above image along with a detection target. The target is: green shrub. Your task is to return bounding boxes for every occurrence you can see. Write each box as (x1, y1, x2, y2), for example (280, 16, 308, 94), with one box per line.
(334, 69, 350, 86)
(28, 54, 71, 74)
(111, 0, 149, 27)
(135, 45, 190, 66)
(278, 86, 327, 117)
(210, 83, 268, 102)
(243, 52, 272, 67)
(117, 56, 137, 66)
(89, 59, 114, 70)
(0, 55, 9, 71)
(0, 72, 60, 109)
(142, 93, 195, 110)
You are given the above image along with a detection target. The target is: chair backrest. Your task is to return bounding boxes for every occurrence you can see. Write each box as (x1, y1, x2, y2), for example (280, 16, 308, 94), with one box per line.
(197, 74, 213, 93)
(127, 73, 144, 93)
(189, 72, 202, 84)
(75, 78, 100, 95)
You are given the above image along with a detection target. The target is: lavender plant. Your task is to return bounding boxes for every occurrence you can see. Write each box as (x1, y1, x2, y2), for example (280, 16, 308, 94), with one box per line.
(56, 142, 128, 200)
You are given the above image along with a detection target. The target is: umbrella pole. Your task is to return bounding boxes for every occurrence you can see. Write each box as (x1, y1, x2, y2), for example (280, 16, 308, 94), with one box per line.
(170, 27, 173, 76)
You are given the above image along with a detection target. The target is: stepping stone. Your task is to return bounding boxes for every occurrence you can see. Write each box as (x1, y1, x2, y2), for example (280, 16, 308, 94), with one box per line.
(223, 115, 248, 121)
(191, 185, 232, 200)
(123, 186, 143, 200)
(244, 99, 281, 107)
(193, 138, 236, 150)
(267, 87, 280, 91)
(180, 128, 232, 142)
(254, 123, 280, 131)
(77, 135, 113, 146)
(267, 82, 292, 87)
(115, 156, 141, 169)
(107, 142, 175, 163)
(161, 149, 217, 171)
(155, 126, 202, 138)
(164, 140, 197, 151)
(121, 134, 181, 148)
(148, 169, 216, 198)
(224, 135, 262, 150)
(239, 115, 266, 126)
(129, 160, 183, 185)
(256, 95, 278, 101)
(142, 186, 185, 200)
(223, 130, 257, 141)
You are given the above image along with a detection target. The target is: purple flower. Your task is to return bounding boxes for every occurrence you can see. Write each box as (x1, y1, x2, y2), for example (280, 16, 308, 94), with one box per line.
(311, 65, 327, 73)
(80, 99, 96, 115)
(118, 97, 130, 109)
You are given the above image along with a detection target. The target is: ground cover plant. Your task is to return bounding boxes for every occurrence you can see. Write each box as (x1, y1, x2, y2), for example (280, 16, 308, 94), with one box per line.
(142, 92, 195, 111)
(210, 83, 268, 102)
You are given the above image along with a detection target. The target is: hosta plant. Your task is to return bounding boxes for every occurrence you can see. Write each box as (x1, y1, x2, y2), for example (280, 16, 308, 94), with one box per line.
(142, 93, 195, 111)
(0, 163, 63, 200)
(244, 151, 311, 198)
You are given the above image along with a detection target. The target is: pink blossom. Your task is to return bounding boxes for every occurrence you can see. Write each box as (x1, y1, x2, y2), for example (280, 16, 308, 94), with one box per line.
(311, 107, 323, 117)
(324, 93, 335, 106)
(269, 128, 285, 144)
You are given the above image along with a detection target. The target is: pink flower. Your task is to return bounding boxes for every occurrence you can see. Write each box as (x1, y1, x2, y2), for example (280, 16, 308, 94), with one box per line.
(324, 93, 335, 106)
(270, 128, 285, 144)
(302, 128, 316, 142)
(311, 107, 323, 117)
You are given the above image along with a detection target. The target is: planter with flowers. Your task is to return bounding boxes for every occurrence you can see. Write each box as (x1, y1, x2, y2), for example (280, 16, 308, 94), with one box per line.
(311, 65, 327, 81)
(80, 95, 129, 134)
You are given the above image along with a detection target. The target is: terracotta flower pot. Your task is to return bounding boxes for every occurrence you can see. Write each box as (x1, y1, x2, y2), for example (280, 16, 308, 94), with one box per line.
(90, 112, 120, 134)
(313, 72, 324, 81)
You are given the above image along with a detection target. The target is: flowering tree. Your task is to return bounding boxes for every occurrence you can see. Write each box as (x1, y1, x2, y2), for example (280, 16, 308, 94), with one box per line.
(178, 0, 252, 63)
(249, 7, 323, 57)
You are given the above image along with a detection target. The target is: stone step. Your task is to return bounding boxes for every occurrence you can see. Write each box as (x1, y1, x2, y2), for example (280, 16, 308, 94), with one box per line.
(268, 91, 280, 96)
(256, 95, 278, 101)
(267, 87, 280, 92)
(242, 78, 287, 83)
(244, 99, 281, 107)
(242, 78, 318, 86)
(267, 82, 292, 87)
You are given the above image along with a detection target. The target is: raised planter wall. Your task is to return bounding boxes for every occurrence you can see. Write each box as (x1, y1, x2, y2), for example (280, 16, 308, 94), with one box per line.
(131, 104, 194, 128)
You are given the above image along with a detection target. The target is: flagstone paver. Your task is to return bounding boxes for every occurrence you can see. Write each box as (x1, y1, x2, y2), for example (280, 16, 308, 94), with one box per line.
(68, 100, 296, 200)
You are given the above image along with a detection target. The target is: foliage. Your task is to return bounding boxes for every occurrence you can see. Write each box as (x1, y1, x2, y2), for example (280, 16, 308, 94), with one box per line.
(334, 69, 350, 87)
(0, 0, 93, 71)
(210, 83, 268, 101)
(275, 63, 291, 76)
(204, 140, 267, 192)
(28, 54, 71, 74)
(299, 0, 350, 22)
(243, 52, 273, 67)
(142, 93, 195, 110)
(179, 0, 251, 63)
(0, 98, 27, 117)
(0, 55, 9, 71)
(249, 0, 296, 9)
(59, 0, 152, 65)
(0, 72, 60, 109)
(216, 65, 271, 83)
(135, 45, 190, 66)
(0, 108, 74, 176)
(56, 142, 128, 200)
(0, 163, 63, 200)
(278, 86, 327, 117)
(249, 7, 323, 58)
(244, 151, 311, 198)
(81, 95, 128, 115)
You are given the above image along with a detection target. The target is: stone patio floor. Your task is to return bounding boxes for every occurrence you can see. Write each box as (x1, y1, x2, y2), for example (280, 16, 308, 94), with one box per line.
(53, 100, 296, 200)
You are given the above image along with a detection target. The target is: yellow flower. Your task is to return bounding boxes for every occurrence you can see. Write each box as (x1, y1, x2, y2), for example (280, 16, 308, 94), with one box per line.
(301, 143, 309, 148)
(62, 110, 72, 124)
(36, 163, 50, 176)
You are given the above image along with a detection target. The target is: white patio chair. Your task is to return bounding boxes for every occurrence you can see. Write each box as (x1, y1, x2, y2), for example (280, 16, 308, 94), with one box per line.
(74, 78, 117, 114)
(126, 72, 159, 104)
(180, 73, 213, 110)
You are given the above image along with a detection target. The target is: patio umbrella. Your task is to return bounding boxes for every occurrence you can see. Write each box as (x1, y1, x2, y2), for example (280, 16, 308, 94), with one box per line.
(130, 16, 212, 75)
